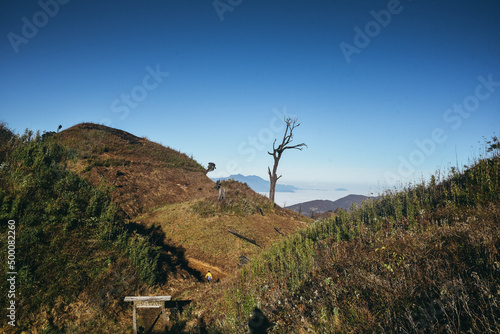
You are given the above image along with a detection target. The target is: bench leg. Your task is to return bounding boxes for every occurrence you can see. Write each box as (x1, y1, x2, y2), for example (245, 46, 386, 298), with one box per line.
(162, 305, 168, 330)
(132, 305, 137, 334)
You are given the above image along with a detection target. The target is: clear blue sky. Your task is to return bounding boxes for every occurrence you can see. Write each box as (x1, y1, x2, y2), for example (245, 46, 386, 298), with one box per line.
(1, 0, 499, 203)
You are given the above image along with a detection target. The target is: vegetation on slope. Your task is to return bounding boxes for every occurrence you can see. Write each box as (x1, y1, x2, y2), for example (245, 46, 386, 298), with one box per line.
(0, 125, 196, 333)
(57, 122, 204, 172)
(57, 123, 311, 278)
(138, 179, 310, 278)
(0, 123, 310, 333)
(3, 120, 498, 333)
(190, 138, 500, 333)
(56, 123, 214, 218)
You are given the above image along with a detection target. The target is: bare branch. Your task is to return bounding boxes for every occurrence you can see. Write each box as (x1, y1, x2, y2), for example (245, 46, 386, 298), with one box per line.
(267, 116, 307, 203)
(274, 117, 306, 154)
(283, 143, 307, 151)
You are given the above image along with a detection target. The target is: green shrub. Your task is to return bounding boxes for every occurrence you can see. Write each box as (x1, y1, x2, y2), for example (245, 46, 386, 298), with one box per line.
(0, 128, 163, 331)
(200, 153, 500, 333)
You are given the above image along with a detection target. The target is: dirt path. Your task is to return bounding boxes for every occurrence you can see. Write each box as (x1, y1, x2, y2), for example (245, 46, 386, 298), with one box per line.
(187, 257, 228, 280)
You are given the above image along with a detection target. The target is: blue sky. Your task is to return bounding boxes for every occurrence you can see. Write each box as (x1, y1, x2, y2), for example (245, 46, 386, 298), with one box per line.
(1, 0, 500, 204)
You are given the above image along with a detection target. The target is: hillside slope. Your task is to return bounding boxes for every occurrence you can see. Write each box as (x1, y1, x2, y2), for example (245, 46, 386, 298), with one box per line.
(138, 179, 309, 276)
(56, 124, 310, 277)
(56, 123, 215, 217)
(0, 129, 203, 333)
(0, 123, 312, 333)
(54, 123, 310, 291)
(190, 153, 500, 333)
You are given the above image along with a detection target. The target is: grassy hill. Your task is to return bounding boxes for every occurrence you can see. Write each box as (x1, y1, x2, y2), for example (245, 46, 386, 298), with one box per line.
(138, 179, 308, 277)
(56, 123, 214, 217)
(183, 143, 500, 333)
(0, 122, 310, 333)
(55, 123, 310, 277)
(0, 125, 197, 333)
(3, 121, 498, 333)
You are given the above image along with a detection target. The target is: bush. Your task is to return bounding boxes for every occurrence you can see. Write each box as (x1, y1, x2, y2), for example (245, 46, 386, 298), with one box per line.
(199, 154, 500, 333)
(0, 128, 163, 332)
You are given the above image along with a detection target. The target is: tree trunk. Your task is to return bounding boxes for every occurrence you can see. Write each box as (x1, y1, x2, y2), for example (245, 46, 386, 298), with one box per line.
(267, 116, 306, 204)
(269, 176, 276, 203)
(268, 155, 281, 203)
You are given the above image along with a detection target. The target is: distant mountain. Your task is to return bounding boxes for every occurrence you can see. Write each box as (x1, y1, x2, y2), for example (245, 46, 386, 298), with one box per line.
(286, 194, 374, 215)
(212, 174, 300, 193)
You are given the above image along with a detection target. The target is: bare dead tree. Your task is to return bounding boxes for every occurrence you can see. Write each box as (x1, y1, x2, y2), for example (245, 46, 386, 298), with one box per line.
(268, 117, 306, 203)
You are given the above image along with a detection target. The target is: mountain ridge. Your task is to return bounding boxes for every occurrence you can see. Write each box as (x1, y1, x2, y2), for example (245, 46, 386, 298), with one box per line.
(0, 122, 312, 333)
(55, 122, 311, 283)
(56, 122, 214, 217)
(286, 194, 374, 214)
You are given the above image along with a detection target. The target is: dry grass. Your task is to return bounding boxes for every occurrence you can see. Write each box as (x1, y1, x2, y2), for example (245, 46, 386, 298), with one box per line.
(56, 123, 214, 218)
(3, 124, 498, 333)
(138, 180, 310, 277)
(188, 155, 500, 333)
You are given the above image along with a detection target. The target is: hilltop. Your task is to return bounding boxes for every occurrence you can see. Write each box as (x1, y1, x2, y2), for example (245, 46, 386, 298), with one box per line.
(56, 123, 310, 275)
(56, 123, 215, 217)
(0, 126, 196, 333)
(0, 123, 311, 333)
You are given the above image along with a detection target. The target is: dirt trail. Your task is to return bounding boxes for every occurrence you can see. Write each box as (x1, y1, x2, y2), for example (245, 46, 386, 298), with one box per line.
(187, 257, 228, 280)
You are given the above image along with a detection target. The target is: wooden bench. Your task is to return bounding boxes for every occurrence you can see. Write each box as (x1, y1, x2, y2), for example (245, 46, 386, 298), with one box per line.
(124, 296, 172, 334)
